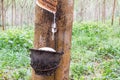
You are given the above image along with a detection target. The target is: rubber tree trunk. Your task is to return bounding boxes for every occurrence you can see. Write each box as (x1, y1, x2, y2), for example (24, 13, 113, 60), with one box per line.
(32, 0, 74, 80)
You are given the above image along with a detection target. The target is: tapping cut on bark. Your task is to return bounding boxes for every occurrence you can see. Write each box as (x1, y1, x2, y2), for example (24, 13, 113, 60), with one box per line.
(36, 0, 57, 13)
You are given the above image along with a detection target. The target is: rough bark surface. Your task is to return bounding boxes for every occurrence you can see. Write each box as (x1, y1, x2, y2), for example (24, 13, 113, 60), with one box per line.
(32, 0, 73, 80)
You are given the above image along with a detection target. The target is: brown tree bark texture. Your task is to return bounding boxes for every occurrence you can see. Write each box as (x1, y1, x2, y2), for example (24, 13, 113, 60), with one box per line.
(32, 0, 73, 80)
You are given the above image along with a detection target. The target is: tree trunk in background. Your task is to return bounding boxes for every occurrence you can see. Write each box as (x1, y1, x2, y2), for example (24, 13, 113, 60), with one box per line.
(102, 0, 106, 23)
(12, 0, 14, 26)
(98, 2, 101, 21)
(1, 0, 4, 30)
(95, 1, 98, 21)
(0, 0, 1, 26)
(3, 0, 11, 29)
(14, 0, 16, 26)
(119, 17, 120, 25)
(20, 1, 26, 28)
(79, 1, 84, 21)
(32, 0, 74, 80)
(111, 0, 117, 25)
(21, 8, 23, 28)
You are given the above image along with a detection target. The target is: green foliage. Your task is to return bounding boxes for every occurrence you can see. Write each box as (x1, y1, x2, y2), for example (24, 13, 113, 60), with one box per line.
(71, 22, 120, 79)
(0, 49, 31, 80)
(0, 29, 33, 51)
(0, 29, 33, 80)
(0, 67, 31, 80)
(0, 22, 120, 79)
(71, 63, 94, 80)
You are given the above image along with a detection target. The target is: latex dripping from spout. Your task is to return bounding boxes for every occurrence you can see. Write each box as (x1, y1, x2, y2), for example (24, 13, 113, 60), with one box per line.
(36, 0, 57, 40)
(51, 13, 57, 40)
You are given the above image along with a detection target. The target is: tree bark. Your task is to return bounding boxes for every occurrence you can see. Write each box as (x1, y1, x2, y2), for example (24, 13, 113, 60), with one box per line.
(111, 0, 117, 25)
(32, 0, 74, 80)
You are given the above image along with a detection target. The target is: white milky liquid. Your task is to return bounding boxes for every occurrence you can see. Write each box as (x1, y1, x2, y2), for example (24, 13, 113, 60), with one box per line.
(39, 47, 56, 52)
(52, 13, 57, 40)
